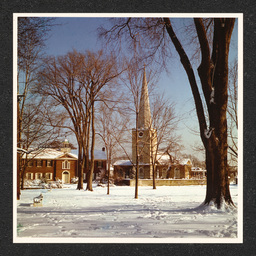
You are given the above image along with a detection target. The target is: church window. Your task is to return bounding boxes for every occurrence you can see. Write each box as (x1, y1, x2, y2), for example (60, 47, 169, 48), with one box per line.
(139, 167, 144, 179)
(174, 168, 180, 179)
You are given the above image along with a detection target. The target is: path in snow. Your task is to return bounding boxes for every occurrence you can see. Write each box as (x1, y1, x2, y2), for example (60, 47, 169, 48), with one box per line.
(16, 184, 238, 239)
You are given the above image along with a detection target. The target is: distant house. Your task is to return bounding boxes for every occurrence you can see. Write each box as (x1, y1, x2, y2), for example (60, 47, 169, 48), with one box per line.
(191, 167, 207, 179)
(167, 159, 193, 179)
(85, 148, 107, 180)
(22, 140, 107, 183)
(155, 152, 171, 179)
(113, 160, 134, 181)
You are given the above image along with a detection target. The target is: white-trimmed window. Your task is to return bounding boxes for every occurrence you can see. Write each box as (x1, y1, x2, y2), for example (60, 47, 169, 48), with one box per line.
(28, 160, 33, 167)
(45, 172, 53, 180)
(35, 173, 43, 179)
(26, 172, 33, 180)
(62, 160, 70, 169)
(47, 160, 52, 167)
(37, 160, 42, 167)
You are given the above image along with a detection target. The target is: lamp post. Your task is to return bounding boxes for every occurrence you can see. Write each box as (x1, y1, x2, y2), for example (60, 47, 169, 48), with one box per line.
(17, 94, 24, 200)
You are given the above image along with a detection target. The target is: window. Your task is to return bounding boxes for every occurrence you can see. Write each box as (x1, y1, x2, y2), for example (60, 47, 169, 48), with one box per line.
(98, 161, 102, 168)
(139, 167, 144, 179)
(174, 168, 180, 179)
(45, 173, 53, 180)
(35, 173, 43, 179)
(37, 160, 42, 167)
(26, 172, 33, 180)
(62, 160, 70, 169)
(47, 160, 52, 167)
(162, 168, 167, 179)
(28, 160, 33, 167)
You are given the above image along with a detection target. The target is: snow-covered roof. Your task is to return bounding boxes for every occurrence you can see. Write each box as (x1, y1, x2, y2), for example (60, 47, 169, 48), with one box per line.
(191, 167, 206, 172)
(113, 160, 133, 166)
(22, 148, 77, 160)
(23, 148, 107, 161)
(157, 152, 170, 164)
(89, 150, 107, 160)
(179, 158, 192, 165)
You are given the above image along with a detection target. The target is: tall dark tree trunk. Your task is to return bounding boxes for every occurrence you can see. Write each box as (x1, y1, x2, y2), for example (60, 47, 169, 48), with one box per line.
(86, 100, 95, 191)
(202, 18, 235, 207)
(77, 143, 83, 190)
(163, 17, 236, 208)
(152, 164, 156, 189)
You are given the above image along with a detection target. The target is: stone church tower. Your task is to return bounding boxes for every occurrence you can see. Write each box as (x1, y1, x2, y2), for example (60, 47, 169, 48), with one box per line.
(132, 68, 157, 179)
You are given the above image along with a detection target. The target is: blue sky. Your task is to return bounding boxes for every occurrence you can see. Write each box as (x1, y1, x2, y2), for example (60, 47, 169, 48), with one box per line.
(43, 17, 238, 160)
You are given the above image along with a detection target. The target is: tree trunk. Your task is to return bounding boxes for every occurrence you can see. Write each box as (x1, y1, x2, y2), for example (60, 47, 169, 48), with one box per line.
(17, 99, 21, 200)
(77, 143, 83, 190)
(203, 18, 235, 208)
(152, 164, 156, 189)
(163, 18, 235, 208)
(86, 101, 95, 191)
(135, 111, 139, 199)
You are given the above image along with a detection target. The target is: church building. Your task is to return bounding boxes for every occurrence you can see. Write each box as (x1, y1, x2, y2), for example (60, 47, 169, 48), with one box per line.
(114, 68, 157, 180)
(113, 68, 196, 184)
(131, 68, 157, 179)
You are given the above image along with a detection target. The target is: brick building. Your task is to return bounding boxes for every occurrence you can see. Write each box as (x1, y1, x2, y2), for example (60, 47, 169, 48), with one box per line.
(22, 140, 107, 183)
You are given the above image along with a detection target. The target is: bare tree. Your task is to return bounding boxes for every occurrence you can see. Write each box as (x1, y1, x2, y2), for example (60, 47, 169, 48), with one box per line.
(150, 93, 179, 189)
(101, 17, 236, 208)
(81, 51, 122, 191)
(17, 17, 56, 199)
(227, 59, 238, 163)
(38, 50, 121, 191)
(95, 102, 129, 194)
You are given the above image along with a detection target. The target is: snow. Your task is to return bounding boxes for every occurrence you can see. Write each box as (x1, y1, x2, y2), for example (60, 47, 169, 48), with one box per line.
(22, 148, 78, 160)
(210, 87, 216, 104)
(14, 184, 241, 243)
(204, 127, 214, 139)
(156, 152, 170, 164)
(113, 160, 133, 166)
(89, 150, 107, 160)
(179, 158, 191, 165)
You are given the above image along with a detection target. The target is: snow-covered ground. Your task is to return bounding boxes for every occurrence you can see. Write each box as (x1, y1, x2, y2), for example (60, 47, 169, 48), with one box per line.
(14, 184, 241, 243)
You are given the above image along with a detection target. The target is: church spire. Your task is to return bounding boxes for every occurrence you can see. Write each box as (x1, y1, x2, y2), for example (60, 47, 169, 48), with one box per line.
(138, 67, 151, 129)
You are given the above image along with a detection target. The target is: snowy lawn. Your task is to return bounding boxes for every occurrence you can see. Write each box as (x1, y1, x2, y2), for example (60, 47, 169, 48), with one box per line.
(15, 184, 239, 242)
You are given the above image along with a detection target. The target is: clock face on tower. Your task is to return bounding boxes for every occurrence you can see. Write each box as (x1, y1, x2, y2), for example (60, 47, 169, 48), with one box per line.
(139, 131, 144, 137)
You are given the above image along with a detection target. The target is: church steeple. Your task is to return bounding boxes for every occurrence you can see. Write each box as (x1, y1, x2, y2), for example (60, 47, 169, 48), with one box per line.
(138, 67, 151, 129)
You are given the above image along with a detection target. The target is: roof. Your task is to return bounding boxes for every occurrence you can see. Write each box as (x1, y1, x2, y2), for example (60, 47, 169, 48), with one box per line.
(22, 148, 78, 160)
(156, 152, 170, 164)
(191, 167, 206, 172)
(89, 150, 107, 160)
(23, 148, 107, 161)
(113, 160, 133, 166)
(179, 159, 192, 165)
